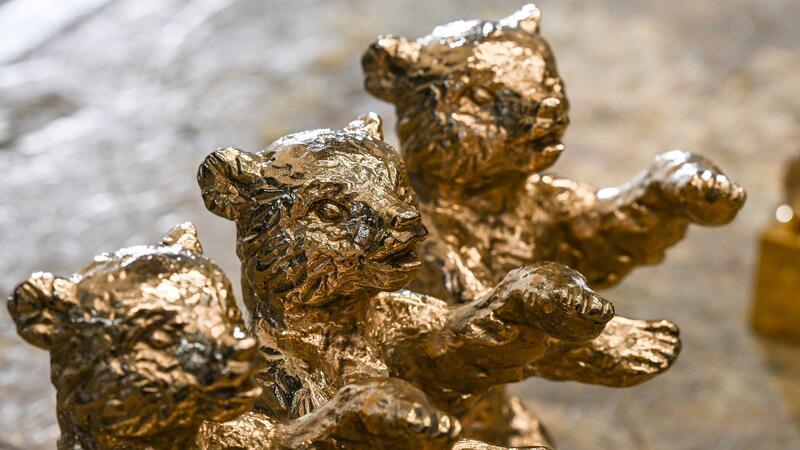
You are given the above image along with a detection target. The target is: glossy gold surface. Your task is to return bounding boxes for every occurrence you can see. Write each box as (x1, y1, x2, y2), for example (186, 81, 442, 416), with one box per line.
(2, 1, 796, 448)
(363, 4, 746, 447)
(752, 155, 800, 342)
(6, 223, 265, 449)
(196, 113, 662, 448)
(2, 4, 751, 449)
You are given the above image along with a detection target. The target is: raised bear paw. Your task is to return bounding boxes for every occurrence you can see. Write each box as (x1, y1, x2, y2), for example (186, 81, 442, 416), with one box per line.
(307, 378, 460, 450)
(528, 316, 681, 387)
(496, 262, 615, 342)
(653, 150, 746, 226)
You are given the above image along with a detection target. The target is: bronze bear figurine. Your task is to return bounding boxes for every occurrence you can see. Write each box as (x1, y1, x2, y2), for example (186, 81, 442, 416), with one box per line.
(197, 113, 681, 448)
(362, 4, 745, 447)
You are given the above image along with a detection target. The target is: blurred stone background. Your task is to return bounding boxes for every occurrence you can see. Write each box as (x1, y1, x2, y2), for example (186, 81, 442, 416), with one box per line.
(1, 0, 799, 448)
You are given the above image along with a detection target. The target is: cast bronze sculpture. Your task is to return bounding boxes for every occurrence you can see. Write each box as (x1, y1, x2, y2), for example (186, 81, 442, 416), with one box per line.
(7, 4, 746, 449)
(199, 112, 630, 449)
(362, 3, 744, 447)
(8, 221, 494, 449)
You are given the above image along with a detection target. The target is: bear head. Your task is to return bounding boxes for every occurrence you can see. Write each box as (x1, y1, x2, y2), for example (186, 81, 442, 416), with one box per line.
(363, 4, 569, 188)
(198, 113, 428, 326)
(7, 223, 261, 441)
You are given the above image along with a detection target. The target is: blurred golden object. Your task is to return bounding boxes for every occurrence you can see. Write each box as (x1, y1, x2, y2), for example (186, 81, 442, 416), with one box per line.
(363, 4, 745, 447)
(752, 155, 800, 342)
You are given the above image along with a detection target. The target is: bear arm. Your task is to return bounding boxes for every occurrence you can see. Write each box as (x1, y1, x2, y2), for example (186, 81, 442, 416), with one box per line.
(525, 170, 689, 288)
(364, 290, 548, 392)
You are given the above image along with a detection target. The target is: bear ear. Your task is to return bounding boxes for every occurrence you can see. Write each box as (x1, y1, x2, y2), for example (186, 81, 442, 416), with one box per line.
(160, 222, 203, 254)
(7, 272, 76, 350)
(500, 4, 542, 34)
(362, 35, 420, 103)
(345, 112, 384, 140)
(197, 148, 262, 222)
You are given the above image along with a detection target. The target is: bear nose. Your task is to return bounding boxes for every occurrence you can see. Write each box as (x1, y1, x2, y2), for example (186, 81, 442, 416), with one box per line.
(538, 97, 565, 119)
(533, 97, 567, 138)
(391, 210, 421, 228)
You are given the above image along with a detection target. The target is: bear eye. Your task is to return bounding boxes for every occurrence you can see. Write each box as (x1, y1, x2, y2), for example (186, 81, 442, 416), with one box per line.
(470, 86, 494, 105)
(146, 329, 175, 349)
(314, 200, 347, 222)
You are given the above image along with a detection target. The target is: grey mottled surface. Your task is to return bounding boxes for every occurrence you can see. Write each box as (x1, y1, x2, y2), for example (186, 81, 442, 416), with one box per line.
(1, 1, 799, 449)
